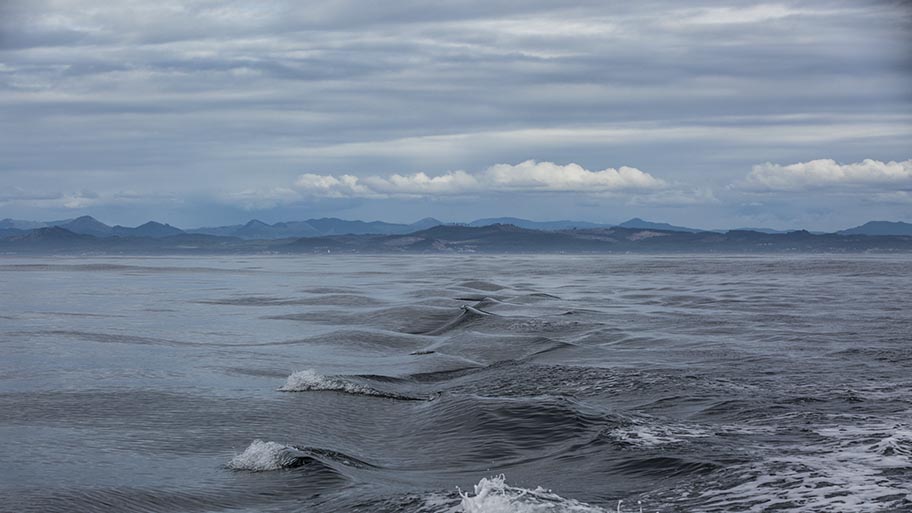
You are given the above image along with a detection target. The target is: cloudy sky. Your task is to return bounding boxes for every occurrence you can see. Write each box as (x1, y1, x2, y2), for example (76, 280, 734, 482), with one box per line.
(1, 0, 910, 230)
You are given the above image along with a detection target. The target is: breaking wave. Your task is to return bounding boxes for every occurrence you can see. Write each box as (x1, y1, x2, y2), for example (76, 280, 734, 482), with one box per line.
(278, 369, 427, 400)
(227, 439, 375, 473)
(227, 440, 312, 471)
(459, 475, 611, 513)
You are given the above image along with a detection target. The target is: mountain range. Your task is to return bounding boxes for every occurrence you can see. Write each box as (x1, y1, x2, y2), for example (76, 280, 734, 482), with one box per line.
(2, 217, 911, 254)
(836, 221, 912, 236)
(4, 215, 909, 239)
(0, 216, 183, 238)
(0, 216, 444, 240)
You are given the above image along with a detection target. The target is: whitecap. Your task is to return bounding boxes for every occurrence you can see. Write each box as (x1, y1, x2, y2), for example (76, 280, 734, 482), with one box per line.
(278, 369, 424, 400)
(459, 475, 613, 513)
(227, 439, 308, 471)
(279, 369, 377, 394)
(606, 422, 709, 448)
(591, 414, 723, 450)
(686, 419, 912, 512)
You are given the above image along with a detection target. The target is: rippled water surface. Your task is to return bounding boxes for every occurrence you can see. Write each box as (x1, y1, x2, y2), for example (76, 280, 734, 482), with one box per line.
(1, 255, 910, 512)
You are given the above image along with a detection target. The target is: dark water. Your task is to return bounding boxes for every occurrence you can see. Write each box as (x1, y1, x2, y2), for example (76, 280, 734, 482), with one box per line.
(1, 255, 910, 513)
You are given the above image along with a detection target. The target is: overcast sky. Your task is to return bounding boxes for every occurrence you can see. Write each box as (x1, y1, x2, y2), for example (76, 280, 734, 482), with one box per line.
(1, 0, 910, 230)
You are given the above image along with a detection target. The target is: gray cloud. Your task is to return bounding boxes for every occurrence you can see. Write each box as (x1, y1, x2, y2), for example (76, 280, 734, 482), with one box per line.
(0, 0, 910, 230)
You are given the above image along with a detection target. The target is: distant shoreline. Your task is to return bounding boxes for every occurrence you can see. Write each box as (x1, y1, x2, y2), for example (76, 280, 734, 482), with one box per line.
(3, 223, 912, 255)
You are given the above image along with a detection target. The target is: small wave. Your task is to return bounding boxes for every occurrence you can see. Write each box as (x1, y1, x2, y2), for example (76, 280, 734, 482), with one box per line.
(278, 369, 426, 400)
(418, 305, 495, 336)
(455, 296, 505, 303)
(459, 475, 611, 513)
(227, 440, 375, 473)
(227, 440, 311, 471)
(458, 280, 508, 292)
(431, 333, 575, 367)
(472, 297, 507, 310)
(398, 395, 609, 466)
(466, 305, 496, 316)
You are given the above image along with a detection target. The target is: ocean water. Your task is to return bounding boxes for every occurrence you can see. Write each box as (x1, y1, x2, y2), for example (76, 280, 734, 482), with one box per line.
(1, 254, 910, 513)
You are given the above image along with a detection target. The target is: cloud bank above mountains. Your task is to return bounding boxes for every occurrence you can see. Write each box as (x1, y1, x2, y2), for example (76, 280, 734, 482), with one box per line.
(741, 159, 912, 192)
(244, 157, 911, 212)
(0, 0, 909, 230)
(293, 160, 666, 198)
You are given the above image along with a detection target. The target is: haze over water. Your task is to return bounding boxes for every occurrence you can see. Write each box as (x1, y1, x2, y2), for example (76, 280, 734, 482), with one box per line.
(1, 254, 910, 512)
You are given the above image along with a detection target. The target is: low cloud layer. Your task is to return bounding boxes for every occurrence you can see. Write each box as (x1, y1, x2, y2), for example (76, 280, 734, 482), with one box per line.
(294, 160, 666, 198)
(740, 159, 912, 192)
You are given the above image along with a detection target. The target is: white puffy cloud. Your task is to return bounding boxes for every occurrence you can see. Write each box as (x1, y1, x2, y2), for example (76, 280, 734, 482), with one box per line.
(485, 160, 665, 192)
(739, 158, 912, 192)
(292, 160, 666, 198)
(363, 170, 479, 196)
(293, 173, 375, 198)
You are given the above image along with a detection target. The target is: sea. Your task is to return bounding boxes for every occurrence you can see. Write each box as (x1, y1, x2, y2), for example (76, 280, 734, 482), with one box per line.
(1, 254, 910, 513)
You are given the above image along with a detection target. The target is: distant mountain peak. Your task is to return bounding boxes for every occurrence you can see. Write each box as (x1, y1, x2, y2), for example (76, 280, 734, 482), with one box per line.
(409, 217, 444, 229)
(52, 215, 113, 236)
(109, 221, 184, 238)
(67, 215, 107, 226)
(16, 226, 90, 241)
(468, 217, 607, 231)
(839, 220, 912, 236)
(0, 218, 47, 230)
(616, 218, 702, 233)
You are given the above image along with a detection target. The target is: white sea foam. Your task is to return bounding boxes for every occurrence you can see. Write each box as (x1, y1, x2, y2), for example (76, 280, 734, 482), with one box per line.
(689, 419, 912, 512)
(459, 475, 616, 513)
(227, 439, 307, 471)
(279, 369, 426, 400)
(607, 421, 709, 448)
(278, 369, 381, 395)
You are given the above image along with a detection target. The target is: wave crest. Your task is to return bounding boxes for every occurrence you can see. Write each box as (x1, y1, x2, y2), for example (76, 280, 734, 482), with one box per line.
(227, 440, 376, 473)
(227, 440, 310, 471)
(278, 369, 425, 400)
(459, 475, 610, 513)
